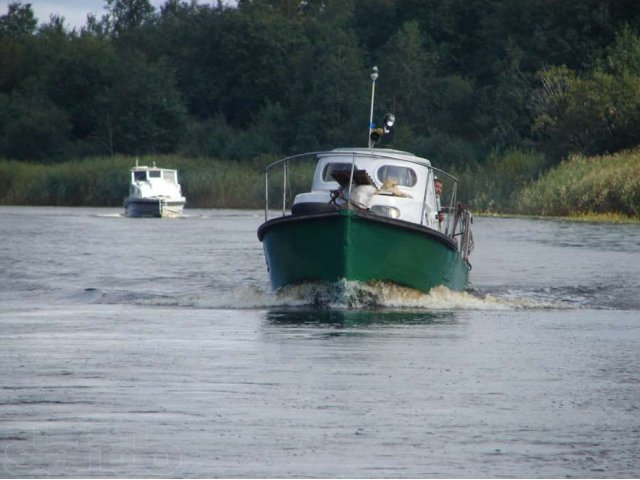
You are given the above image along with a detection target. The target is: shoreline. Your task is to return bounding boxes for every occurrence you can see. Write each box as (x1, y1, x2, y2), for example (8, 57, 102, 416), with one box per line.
(475, 212, 640, 224)
(1, 204, 637, 224)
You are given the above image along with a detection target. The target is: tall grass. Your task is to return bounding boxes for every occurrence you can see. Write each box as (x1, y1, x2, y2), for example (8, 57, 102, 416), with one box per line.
(1, 149, 638, 218)
(179, 158, 263, 208)
(0, 157, 130, 206)
(0, 154, 313, 209)
(452, 149, 548, 213)
(516, 148, 640, 218)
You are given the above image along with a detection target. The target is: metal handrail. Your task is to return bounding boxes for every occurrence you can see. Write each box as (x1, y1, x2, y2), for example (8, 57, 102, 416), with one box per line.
(262, 149, 465, 241)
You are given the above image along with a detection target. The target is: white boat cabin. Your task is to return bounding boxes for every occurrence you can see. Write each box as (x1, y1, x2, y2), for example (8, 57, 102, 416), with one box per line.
(291, 148, 445, 231)
(128, 165, 184, 200)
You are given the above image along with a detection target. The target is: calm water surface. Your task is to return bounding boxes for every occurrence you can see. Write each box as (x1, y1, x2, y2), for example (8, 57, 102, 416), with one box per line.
(0, 206, 638, 478)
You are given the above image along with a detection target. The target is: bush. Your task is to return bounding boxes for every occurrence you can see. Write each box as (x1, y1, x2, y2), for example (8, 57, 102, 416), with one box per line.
(516, 148, 640, 217)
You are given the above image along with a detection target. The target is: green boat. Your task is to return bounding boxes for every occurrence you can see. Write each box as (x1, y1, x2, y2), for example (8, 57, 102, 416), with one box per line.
(257, 68, 474, 294)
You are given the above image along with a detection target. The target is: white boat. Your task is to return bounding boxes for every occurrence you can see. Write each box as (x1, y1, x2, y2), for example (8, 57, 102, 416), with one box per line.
(123, 163, 186, 218)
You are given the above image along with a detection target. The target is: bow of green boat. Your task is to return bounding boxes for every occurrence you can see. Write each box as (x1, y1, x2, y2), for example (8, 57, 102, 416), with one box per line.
(258, 208, 470, 292)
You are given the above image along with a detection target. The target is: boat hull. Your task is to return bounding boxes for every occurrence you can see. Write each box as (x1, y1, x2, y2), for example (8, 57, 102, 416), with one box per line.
(257, 209, 469, 292)
(124, 197, 185, 218)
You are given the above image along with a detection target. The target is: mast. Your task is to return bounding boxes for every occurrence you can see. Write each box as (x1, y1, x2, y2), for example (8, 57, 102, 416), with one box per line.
(368, 66, 378, 149)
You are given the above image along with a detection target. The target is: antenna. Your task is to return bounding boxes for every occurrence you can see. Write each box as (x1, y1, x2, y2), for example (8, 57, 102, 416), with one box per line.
(368, 66, 378, 149)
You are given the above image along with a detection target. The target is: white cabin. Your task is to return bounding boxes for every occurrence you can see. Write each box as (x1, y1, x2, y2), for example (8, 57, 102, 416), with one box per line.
(128, 165, 184, 201)
(291, 148, 443, 231)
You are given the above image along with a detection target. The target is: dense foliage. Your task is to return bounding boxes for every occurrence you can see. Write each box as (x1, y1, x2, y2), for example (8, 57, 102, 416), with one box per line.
(1, 0, 639, 167)
(516, 148, 640, 217)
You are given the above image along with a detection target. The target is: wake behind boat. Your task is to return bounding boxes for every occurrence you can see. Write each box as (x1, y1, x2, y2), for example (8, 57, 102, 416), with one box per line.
(123, 163, 186, 218)
(257, 67, 474, 294)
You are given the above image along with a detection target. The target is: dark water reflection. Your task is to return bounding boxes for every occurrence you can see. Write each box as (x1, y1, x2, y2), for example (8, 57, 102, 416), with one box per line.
(266, 307, 455, 328)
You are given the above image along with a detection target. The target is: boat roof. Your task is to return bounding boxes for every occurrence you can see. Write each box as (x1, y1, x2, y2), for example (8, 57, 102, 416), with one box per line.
(331, 147, 415, 156)
(265, 147, 433, 172)
(324, 148, 431, 166)
(130, 165, 177, 172)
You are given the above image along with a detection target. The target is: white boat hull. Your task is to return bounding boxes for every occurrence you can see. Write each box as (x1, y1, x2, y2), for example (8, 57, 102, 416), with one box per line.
(124, 197, 185, 218)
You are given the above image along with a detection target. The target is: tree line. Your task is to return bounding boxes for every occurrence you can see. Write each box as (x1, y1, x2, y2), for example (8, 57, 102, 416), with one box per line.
(1, 0, 640, 174)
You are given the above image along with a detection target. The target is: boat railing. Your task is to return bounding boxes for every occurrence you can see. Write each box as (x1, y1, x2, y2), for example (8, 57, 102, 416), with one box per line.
(263, 150, 471, 247)
(264, 151, 314, 219)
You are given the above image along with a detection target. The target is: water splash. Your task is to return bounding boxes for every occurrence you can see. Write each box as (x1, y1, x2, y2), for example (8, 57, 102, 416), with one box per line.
(79, 280, 577, 311)
(191, 280, 564, 310)
(275, 280, 545, 310)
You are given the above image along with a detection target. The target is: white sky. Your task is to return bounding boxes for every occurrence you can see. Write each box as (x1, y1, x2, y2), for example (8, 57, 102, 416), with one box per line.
(4, 0, 210, 30)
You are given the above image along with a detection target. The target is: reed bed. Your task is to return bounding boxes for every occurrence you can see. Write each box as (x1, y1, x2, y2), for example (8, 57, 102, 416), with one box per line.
(516, 148, 640, 218)
(1, 149, 638, 218)
(0, 154, 314, 209)
(0, 157, 129, 206)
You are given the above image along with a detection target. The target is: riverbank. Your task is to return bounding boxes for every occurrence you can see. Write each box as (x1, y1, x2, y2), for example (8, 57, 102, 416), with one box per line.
(1, 148, 638, 220)
(477, 212, 640, 224)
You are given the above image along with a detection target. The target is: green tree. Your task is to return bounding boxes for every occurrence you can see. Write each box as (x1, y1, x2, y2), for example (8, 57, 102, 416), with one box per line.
(106, 0, 156, 35)
(0, 2, 36, 39)
(378, 21, 436, 126)
(0, 93, 71, 160)
(350, 0, 397, 52)
(94, 53, 187, 155)
(287, 23, 367, 151)
(532, 64, 640, 160)
(602, 24, 640, 75)
(210, 6, 308, 127)
(45, 34, 119, 155)
(478, 39, 531, 152)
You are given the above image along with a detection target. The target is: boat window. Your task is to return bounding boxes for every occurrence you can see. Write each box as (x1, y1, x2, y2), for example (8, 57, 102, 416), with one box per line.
(149, 170, 161, 178)
(162, 170, 176, 182)
(376, 165, 417, 187)
(322, 162, 354, 182)
(134, 171, 146, 182)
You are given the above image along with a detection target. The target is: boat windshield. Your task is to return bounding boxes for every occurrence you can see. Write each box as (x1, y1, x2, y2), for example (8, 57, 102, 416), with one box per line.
(376, 165, 417, 187)
(134, 171, 146, 182)
(322, 162, 353, 182)
(162, 170, 177, 183)
(149, 170, 161, 178)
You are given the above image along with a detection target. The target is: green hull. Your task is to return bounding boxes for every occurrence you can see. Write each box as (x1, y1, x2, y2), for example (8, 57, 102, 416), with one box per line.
(258, 210, 469, 292)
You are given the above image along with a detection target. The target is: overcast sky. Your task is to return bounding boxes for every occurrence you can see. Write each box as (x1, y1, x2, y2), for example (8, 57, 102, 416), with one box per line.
(10, 1, 191, 30)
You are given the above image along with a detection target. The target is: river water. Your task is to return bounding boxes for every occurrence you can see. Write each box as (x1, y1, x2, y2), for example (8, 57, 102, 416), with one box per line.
(0, 206, 638, 478)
